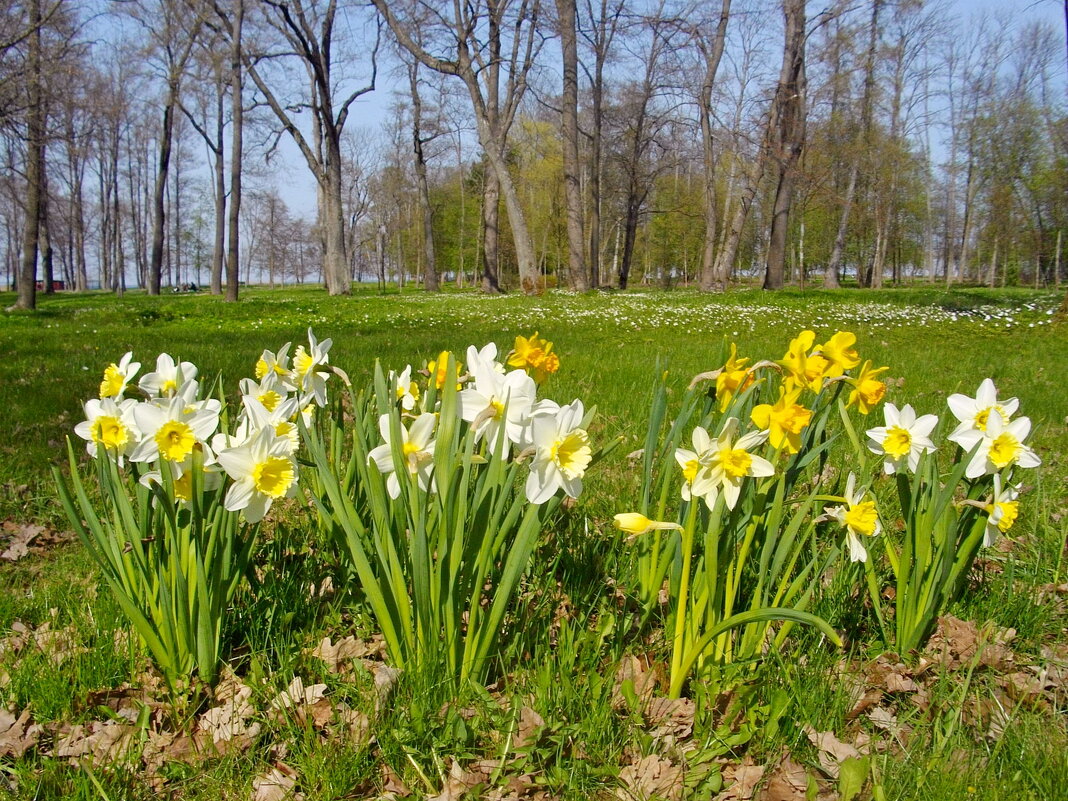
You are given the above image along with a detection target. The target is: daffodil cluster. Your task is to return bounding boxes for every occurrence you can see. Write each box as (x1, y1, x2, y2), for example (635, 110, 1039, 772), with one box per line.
(373, 334, 592, 506)
(74, 329, 333, 524)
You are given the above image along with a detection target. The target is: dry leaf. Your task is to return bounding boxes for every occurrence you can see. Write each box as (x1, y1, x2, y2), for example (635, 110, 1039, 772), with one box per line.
(803, 726, 865, 779)
(513, 706, 545, 750)
(307, 635, 384, 673)
(0, 708, 41, 758)
(200, 682, 261, 746)
(616, 753, 683, 801)
(720, 756, 765, 801)
(252, 763, 303, 801)
(612, 654, 662, 710)
(52, 720, 137, 765)
(644, 696, 695, 742)
(372, 664, 402, 714)
(427, 758, 485, 801)
(759, 754, 808, 801)
(271, 677, 328, 712)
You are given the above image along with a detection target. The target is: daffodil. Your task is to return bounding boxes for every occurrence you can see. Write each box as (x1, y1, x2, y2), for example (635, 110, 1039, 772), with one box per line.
(946, 378, 1019, 446)
(983, 474, 1020, 547)
(458, 356, 536, 451)
(825, 472, 882, 563)
(138, 353, 197, 398)
(217, 427, 299, 523)
(139, 447, 223, 502)
(699, 417, 774, 510)
(466, 343, 506, 375)
(237, 395, 302, 455)
(778, 331, 830, 394)
(389, 365, 421, 411)
(750, 387, 813, 454)
(508, 332, 560, 384)
(74, 397, 141, 465)
(129, 395, 221, 465)
(524, 400, 592, 504)
(255, 343, 292, 382)
(814, 331, 861, 377)
(675, 425, 713, 502)
(239, 375, 290, 414)
(715, 343, 755, 411)
(865, 403, 938, 474)
(427, 351, 463, 392)
(367, 413, 438, 499)
(613, 513, 682, 537)
(846, 360, 889, 414)
(98, 352, 140, 399)
(291, 329, 332, 406)
(956, 413, 1041, 478)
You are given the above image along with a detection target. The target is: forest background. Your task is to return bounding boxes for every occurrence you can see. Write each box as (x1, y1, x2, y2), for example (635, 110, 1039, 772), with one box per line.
(1, 0, 1066, 307)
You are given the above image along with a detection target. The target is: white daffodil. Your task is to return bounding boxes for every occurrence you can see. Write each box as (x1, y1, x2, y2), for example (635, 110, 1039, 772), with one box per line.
(865, 403, 938, 474)
(74, 397, 141, 465)
(368, 413, 437, 499)
(129, 395, 221, 464)
(138, 353, 198, 398)
(983, 473, 1020, 547)
(525, 400, 592, 504)
(825, 472, 882, 563)
(947, 378, 1019, 446)
(291, 328, 332, 406)
(139, 447, 223, 503)
(98, 352, 140, 399)
(466, 343, 506, 375)
(956, 412, 1042, 478)
(389, 365, 421, 411)
(217, 427, 299, 523)
(675, 425, 714, 503)
(255, 343, 292, 382)
(239, 375, 291, 416)
(236, 395, 302, 454)
(699, 417, 774, 510)
(458, 357, 536, 452)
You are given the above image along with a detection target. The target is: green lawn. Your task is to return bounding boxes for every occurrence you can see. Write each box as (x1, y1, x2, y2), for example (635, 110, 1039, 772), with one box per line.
(0, 285, 1066, 801)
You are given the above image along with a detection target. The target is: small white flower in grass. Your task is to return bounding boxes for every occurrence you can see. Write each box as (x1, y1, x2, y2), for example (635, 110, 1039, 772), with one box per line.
(955, 413, 1041, 478)
(367, 413, 437, 499)
(459, 357, 536, 451)
(129, 395, 221, 464)
(946, 378, 1018, 446)
(525, 400, 592, 504)
(75, 397, 140, 465)
(825, 472, 882, 563)
(865, 403, 938, 474)
(983, 474, 1020, 547)
(138, 353, 197, 398)
(699, 417, 775, 510)
(291, 328, 332, 406)
(98, 352, 140, 399)
(217, 427, 299, 523)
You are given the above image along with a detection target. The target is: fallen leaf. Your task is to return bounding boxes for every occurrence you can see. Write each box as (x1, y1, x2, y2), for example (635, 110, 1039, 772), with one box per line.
(758, 753, 808, 801)
(617, 753, 683, 801)
(513, 706, 544, 750)
(307, 635, 384, 673)
(803, 726, 865, 779)
(0, 708, 41, 758)
(252, 763, 303, 801)
(644, 696, 695, 742)
(52, 719, 138, 765)
(200, 682, 261, 746)
(720, 756, 764, 801)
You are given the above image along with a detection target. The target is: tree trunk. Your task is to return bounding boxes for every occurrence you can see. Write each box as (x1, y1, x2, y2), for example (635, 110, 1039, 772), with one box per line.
(556, 0, 588, 291)
(764, 0, 806, 291)
(225, 0, 243, 303)
(14, 0, 43, 311)
(409, 62, 439, 292)
(481, 164, 501, 293)
(148, 77, 180, 295)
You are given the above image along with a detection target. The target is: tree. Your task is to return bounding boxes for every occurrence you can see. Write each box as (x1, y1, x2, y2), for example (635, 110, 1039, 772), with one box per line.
(555, 0, 588, 290)
(242, 0, 378, 296)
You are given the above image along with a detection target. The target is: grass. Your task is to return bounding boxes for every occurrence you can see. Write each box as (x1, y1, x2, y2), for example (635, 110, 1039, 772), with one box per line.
(1, 284, 1066, 800)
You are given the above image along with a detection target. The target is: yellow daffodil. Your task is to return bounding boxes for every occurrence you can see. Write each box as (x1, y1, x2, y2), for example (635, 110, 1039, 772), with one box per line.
(613, 513, 683, 537)
(778, 331, 830, 394)
(750, 387, 813, 454)
(716, 343, 755, 411)
(508, 332, 560, 384)
(427, 351, 463, 391)
(815, 331, 861, 377)
(846, 360, 890, 414)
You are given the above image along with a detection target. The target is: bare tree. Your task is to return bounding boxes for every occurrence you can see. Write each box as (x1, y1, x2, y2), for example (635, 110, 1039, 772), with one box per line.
(555, 0, 588, 290)
(372, 0, 545, 294)
(242, 0, 378, 296)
